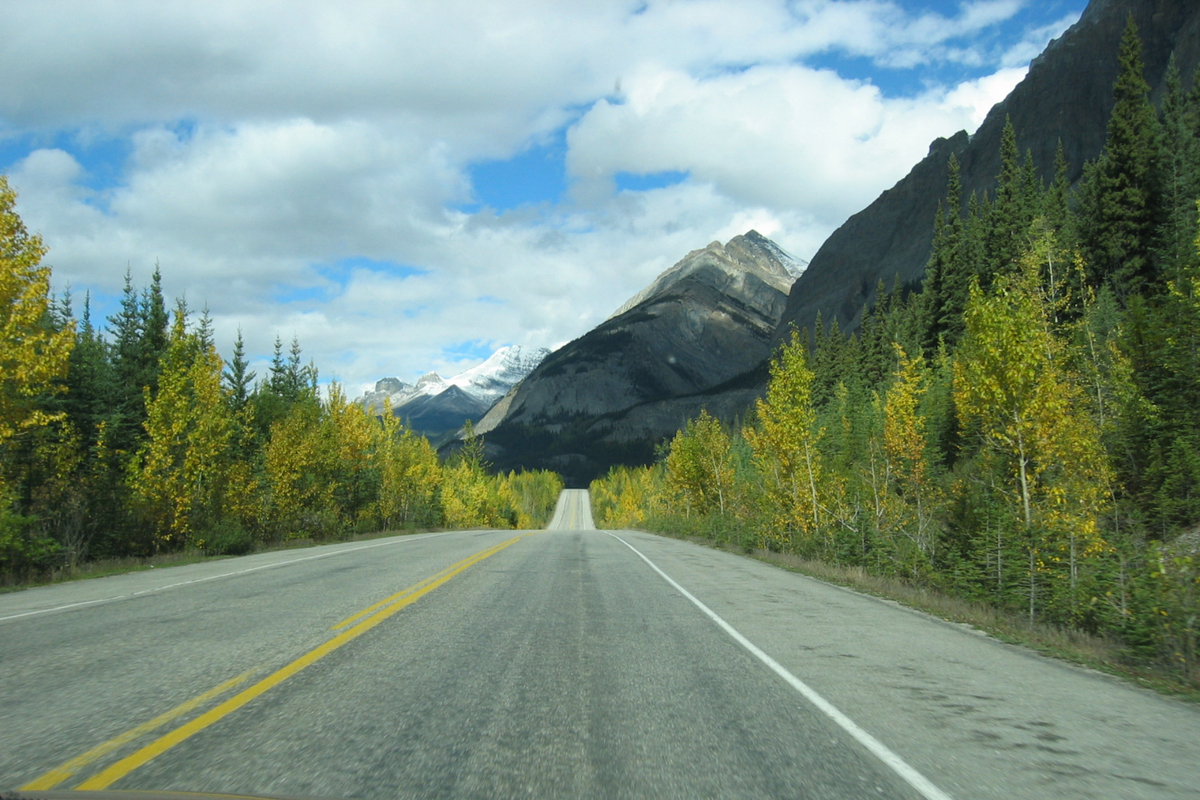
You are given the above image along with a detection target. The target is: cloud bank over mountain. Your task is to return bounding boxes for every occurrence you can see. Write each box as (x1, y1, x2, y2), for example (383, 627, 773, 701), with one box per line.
(0, 0, 1083, 390)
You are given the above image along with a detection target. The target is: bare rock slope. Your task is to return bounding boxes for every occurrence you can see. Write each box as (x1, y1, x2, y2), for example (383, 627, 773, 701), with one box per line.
(477, 231, 798, 485)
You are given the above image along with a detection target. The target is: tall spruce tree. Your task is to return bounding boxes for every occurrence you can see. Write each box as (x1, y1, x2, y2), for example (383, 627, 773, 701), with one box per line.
(223, 328, 256, 412)
(1157, 56, 1200, 285)
(63, 293, 115, 447)
(1079, 15, 1163, 300)
(139, 265, 169, 395)
(923, 154, 969, 352)
(108, 269, 144, 453)
(983, 118, 1037, 281)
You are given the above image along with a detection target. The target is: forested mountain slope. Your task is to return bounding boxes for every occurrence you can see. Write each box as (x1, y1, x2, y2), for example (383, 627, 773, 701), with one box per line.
(776, 0, 1200, 342)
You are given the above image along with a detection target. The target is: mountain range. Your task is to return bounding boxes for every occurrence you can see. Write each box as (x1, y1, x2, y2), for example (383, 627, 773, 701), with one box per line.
(357, 345, 549, 444)
(410, 0, 1200, 487)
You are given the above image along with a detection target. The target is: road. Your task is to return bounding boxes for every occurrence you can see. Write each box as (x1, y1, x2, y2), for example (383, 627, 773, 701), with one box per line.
(2, 489, 1199, 799)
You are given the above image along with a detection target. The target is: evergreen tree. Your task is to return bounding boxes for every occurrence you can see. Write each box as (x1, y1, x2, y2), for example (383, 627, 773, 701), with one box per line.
(1157, 56, 1200, 285)
(1043, 141, 1072, 238)
(223, 327, 256, 412)
(1079, 16, 1163, 299)
(107, 268, 143, 452)
(139, 265, 169, 395)
(923, 154, 969, 352)
(983, 118, 1037, 281)
(63, 293, 115, 447)
(286, 336, 305, 398)
(268, 335, 287, 395)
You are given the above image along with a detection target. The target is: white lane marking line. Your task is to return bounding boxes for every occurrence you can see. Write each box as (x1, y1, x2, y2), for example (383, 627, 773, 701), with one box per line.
(0, 597, 116, 621)
(0, 530, 461, 623)
(606, 531, 955, 800)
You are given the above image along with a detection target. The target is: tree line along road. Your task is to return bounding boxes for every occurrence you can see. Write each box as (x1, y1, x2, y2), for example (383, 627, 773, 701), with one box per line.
(2, 489, 1198, 799)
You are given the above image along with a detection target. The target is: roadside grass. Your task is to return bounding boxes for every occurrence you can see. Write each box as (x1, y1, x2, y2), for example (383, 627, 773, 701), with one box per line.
(0, 526, 442, 594)
(652, 529, 1200, 702)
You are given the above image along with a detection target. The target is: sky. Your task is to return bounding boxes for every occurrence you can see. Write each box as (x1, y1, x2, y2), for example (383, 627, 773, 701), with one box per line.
(0, 0, 1088, 395)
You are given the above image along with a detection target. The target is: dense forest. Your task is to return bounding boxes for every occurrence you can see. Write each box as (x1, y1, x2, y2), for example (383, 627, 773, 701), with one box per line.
(0, 193, 562, 581)
(592, 21, 1200, 683)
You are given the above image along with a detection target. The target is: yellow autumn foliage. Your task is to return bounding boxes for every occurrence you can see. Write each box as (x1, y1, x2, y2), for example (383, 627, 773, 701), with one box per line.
(0, 176, 73, 452)
(745, 329, 824, 548)
(132, 310, 231, 548)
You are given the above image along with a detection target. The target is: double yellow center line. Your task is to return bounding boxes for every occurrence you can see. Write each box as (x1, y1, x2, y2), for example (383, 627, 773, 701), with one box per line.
(22, 532, 529, 792)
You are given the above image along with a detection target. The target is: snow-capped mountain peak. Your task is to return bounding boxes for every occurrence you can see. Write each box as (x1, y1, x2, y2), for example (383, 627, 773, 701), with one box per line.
(445, 345, 551, 399)
(357, 345, 550, 418)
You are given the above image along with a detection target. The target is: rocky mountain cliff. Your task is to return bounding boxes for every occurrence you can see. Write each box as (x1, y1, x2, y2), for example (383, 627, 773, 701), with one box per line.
(476, 231, 799, 485)
(776, 0, 1200, 341)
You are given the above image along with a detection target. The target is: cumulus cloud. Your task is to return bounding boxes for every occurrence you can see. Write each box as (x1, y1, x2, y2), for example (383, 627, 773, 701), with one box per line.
(0, 0, 1083, 389)
(566, 60, 1025, 228)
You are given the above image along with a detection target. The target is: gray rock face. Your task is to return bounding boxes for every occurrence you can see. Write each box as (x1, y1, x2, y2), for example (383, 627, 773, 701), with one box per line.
(398, 385, 492, 445)
(480, 230, 797, 485)
(776, 0, 1200, 341)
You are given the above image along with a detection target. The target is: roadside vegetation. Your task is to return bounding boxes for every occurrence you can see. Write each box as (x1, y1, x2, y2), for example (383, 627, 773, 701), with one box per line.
(0, 172, 562, 586)
(593, 22, 1200, 691)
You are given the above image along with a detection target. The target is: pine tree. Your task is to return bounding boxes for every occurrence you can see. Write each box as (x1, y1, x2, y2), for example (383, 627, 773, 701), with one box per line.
(924, 154, 970, 351)
(268, 335, 286, 395)
(1079, 15, 1163, 300)
(63, 293, 115, 448)
(983, 118, 1037, 281)
(1157, 56, 1200, 285)
(139, 264, 169, 396)
(286, 336, 305, 398)
(107, 269, 143, 453)
(1043, 141, 1072, 238)
(223, 328, 256, 412)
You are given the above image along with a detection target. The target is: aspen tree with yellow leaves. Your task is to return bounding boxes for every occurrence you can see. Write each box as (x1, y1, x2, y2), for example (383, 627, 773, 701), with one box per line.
(591, 464, 667, 530)
(664, 409, 734, 517)
(0, 177, 74, 571)
(132, 301, 232, 550)
(264, 398, 335, 538)
(374, 399, 441, 530)
(745, 330, 824, 550)
(954, 240, 1110, 621)
(882, 344, 941, 571)
(322, 382, 379, 528)
(0, 176, 73, 460)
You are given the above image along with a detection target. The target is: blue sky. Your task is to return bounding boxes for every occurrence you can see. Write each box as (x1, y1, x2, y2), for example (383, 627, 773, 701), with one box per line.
(0, 0, 1087, 392)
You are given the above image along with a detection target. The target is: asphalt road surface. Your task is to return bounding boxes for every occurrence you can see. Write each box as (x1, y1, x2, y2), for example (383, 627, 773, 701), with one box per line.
(3, 489, 1199, 799)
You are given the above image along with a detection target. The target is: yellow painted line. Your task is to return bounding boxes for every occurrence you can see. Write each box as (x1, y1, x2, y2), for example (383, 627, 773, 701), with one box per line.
(329, 563, 455, 630)
(75, 533, 528, 791)
(330, 534, 524, 630)
(19, 669, 258, 791)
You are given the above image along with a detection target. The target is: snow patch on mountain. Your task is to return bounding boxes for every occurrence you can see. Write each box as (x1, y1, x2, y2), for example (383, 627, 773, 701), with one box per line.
(357, 345, 550, 415)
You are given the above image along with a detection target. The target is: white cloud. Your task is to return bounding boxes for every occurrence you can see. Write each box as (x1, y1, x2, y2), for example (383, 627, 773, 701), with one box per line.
(567, 61, 1020, 228)
(1000, 12, 1081, 68)
(0, 0, 1078, 389)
